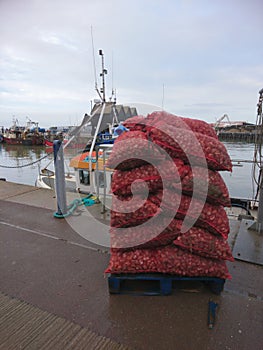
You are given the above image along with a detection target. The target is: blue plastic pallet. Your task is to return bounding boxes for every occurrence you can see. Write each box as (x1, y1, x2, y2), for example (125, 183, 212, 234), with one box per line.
(107, 273, 225, 296)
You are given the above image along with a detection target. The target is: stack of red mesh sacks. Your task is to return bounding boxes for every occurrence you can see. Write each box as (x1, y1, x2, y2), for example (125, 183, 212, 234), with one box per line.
(105, 111, 233, 280)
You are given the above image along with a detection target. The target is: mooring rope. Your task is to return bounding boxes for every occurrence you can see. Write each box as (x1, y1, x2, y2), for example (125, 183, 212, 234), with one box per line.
(53, 195, 97, 218)
(0, 154, 51, 168)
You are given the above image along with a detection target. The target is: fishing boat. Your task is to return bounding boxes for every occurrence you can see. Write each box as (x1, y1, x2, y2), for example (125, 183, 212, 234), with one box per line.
(3, 118, 45, 146)
(36, 49, 136, 195)
(35, 167, 77, 192)
(68, 144, 113, 196)
(44, 136, 88, 149)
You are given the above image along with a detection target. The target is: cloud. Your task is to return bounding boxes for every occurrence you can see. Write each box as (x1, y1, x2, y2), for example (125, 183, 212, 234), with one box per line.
(0, 0, 262, 127)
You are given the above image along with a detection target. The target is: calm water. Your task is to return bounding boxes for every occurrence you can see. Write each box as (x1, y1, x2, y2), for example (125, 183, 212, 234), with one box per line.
(0, 144, 76, 187)
(0, 142, 256, 199)
(220, 142, 255, 199)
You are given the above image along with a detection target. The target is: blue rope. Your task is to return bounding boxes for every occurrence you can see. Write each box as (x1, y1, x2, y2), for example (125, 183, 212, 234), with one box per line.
(53, 194, 97, 218)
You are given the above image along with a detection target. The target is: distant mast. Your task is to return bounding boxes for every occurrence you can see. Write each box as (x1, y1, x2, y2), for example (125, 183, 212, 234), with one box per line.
(99, 49, 107, 102)
(91, 27, 107, 103)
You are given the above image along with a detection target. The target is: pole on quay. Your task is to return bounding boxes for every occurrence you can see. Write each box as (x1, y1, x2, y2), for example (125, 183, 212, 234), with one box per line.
(53, 140, 67, 217)
(249, 88, 263, 234)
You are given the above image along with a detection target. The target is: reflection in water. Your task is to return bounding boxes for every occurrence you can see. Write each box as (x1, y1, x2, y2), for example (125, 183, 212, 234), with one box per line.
(0, 144, 53, 186)
(3, 144, 45, 159)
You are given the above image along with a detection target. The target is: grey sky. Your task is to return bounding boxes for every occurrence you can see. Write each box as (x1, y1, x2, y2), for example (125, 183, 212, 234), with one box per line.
(0, 0, 262, 128)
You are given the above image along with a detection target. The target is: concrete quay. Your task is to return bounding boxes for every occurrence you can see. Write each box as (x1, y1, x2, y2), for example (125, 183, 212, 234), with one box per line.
(0, 181, 262, 350)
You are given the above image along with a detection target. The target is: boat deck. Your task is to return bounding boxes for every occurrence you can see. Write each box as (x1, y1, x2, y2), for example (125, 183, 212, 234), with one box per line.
(0, 181, 262, 350)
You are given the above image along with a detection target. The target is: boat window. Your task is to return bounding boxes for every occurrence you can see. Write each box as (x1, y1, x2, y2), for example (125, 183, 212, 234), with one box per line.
(79, 170, 90, 185)
(95, 171, 106, 188)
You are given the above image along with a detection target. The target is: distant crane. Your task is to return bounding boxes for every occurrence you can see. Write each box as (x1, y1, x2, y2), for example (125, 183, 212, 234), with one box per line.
(214, 114, 231, 132)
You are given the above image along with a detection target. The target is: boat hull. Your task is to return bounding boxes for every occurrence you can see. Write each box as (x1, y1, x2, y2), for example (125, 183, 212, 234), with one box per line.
(44, 138, 87, 149)
(4, 137, 44, 145)
(4, 137, 24, 145)
(44, 139, 54, 147)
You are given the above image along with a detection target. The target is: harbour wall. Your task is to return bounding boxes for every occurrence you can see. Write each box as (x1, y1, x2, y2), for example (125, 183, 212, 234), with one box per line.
(218, 132, 259, 143)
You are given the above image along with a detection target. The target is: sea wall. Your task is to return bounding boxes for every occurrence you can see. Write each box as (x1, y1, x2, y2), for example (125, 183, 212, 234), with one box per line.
(218, 132, 260, 143)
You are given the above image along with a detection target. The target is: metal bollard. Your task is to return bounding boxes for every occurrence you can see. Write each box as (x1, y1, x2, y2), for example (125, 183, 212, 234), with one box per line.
(53, 140, 67, 217)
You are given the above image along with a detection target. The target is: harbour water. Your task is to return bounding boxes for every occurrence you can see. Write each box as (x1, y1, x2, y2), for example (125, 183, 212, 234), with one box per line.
(0, 144, 76, 187)
(220, 142, 256, 200)
(0, 142, 256, 200)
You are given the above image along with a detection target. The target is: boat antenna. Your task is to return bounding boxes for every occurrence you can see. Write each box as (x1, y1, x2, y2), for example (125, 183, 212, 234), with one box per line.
(114, 88, 117, 104)
(110, 51, 116, 102)
(91, 26, 103, 101)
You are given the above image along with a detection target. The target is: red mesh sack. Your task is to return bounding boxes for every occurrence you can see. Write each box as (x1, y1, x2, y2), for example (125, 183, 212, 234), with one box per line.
(110, 216, 180, 250)
(122, 116, 146, 131)
(111, 158, 188, 196)
(173, 166, 231, 207)
(147, 111, 218, 139)
(105, 245, 231, 279)
(149, 121, 232, 171)
(106, 131, 164, 170)
(111, 194, 161, 228)
(114, 130, 146, 144)
(172, 220, 234, 261)
(178, 195, 230, 238)
(182, 117, 218, 139)
(151, 190, 230, 238)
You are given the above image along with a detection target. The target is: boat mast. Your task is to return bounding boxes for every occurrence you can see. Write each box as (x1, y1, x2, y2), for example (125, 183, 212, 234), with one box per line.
(99, 49, 107, 102)
(91, 26, 103, 102)
(88, 50, 108, 192)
